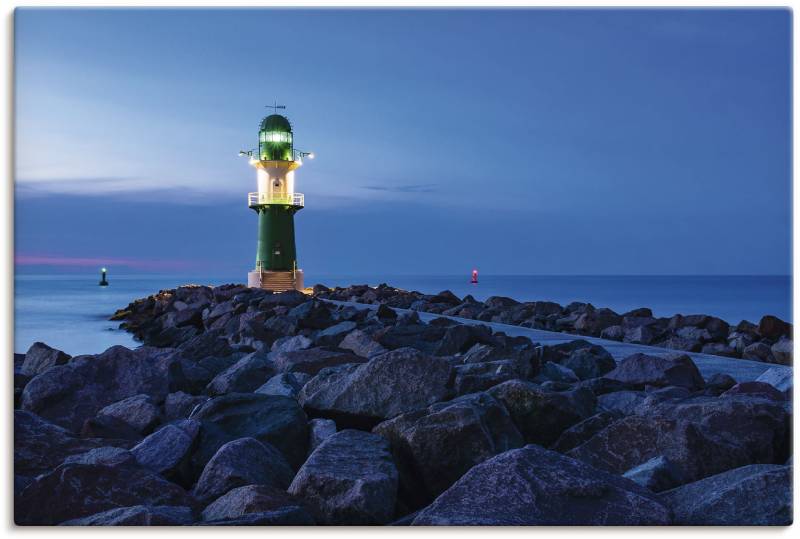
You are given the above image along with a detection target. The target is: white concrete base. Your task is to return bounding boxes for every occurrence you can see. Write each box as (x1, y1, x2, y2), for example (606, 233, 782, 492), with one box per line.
(247, 269, 304, 292)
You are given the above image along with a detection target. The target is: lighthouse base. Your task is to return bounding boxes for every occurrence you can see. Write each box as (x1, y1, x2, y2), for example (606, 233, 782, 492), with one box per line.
(248, 269, 304, 292)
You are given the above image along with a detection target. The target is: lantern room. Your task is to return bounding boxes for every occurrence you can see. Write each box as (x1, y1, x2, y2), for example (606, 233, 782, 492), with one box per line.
(258, 114, 294, 161)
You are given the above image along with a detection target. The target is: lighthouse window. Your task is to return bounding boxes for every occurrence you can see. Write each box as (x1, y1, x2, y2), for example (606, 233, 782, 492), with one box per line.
(264, 132, 290, 143)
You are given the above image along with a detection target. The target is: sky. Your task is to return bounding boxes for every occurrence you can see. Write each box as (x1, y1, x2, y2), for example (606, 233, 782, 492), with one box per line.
(14, 8, 792, 277)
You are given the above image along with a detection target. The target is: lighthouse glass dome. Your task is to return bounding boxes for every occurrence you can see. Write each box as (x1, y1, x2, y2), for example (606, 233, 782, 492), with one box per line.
(258, 114, 294, 161)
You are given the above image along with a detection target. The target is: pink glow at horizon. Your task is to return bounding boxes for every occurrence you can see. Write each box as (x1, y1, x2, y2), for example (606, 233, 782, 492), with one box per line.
(15, 254, 193, 270)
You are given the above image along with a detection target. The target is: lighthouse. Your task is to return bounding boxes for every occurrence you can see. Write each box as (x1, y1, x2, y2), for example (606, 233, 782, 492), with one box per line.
(242, 107, 313, 292)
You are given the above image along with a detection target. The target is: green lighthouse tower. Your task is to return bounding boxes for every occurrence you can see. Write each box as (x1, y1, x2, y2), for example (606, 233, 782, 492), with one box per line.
(243, 107, 312, 291)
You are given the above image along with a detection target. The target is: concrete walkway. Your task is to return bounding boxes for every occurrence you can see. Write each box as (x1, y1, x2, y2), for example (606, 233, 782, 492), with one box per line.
(326, 300, 791, 383)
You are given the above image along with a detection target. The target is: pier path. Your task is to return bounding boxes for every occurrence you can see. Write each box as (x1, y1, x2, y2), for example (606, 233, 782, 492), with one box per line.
(325, 300, 791, 383)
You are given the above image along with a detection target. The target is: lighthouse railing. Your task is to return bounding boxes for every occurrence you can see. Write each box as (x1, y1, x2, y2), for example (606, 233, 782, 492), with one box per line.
(248, 192, 304, 207)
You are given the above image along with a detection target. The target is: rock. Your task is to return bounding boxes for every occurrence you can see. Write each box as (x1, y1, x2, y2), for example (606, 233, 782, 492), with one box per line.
(15, 462, 195, 525)
(641, 395, 790, 466)
(376, 303, 398, 320)
(757, 315, 792, 340)
(130, 419, 200, 484)
(597, 390, 648, 415)
(201, 484, 312, 523)
(199, 507, 315, 525)
(314, 321, 358, 346)
(559, 346, 616, 380)
(537, 361, 579, 383)
(411, 445, 670, 525)
(21, 345, 176, 432)
(288, 429, 398, 525)
(434, 324, 489, 356)
(770, 338, 792, 365)
(96, 394, 161, 434)
(271, 335, 313, 354)
(174, 355, 240, 394)
(20, 342, 71, 376)
(189, 393, 309, 470)
(80, 414, 144, 441)
(164, 392, 209, 420)
(742, 342, 776, 363)
(288, 300, 334, 329)
(374, 391, 523, 504)
(600, 325, 624, 340)
(206, 352, 273, 396)
(604, 353, 704, 390)
(63, 446, 136, 467)
(451, 360, 519, 395)
(487, 380, 596, 446)
(722, 381, 785, 401)
(194, 437, 295, 503)
(298, 347, 452, 429)
(60, 505, 194, 526)
(309, 418, 337, 450)
(705, 373, 736, 391)
(177, 329, 234, 360)
(271, 347, 365, 376)
(376, 323, 446, 354)
(622, 324, 659, 345)
(14, 410, 114, 479)
(622, 455, 682, 492)
(255, 372, 311, 398)
(661, 464, 791, 525)
(755, 367, 792, 394)
(567, 414, 751, 485)
(258, 289, 308, 308)
(550, 410, 621, 453)
(338, 329, 388, 358)
(574, 308, 621, 335)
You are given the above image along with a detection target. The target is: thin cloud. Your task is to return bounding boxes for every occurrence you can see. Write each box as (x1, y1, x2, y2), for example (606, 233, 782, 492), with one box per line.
(15, 254, 193, 271)
(361, 184, 438, 193)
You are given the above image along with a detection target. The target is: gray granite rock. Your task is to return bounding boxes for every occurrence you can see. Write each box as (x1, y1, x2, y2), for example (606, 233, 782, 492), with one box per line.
(60, 505, 194, 526)
(288, 429, 398, 525)
(660, 464, 792, 525)
(194, 437, 294, 503)
(411, 445, 671, 525)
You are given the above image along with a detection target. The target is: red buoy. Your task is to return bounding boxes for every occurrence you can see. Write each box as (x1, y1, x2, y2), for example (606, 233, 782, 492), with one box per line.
(471, 269, 478, 284)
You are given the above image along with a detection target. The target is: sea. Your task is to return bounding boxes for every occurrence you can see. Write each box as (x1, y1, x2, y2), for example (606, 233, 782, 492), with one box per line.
(14, 274, 792, 356)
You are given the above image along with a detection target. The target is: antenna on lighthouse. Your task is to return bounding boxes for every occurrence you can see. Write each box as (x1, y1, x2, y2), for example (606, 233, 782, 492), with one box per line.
(266, 101, 286, 114)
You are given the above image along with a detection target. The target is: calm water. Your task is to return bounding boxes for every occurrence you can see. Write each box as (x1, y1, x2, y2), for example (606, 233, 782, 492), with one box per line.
(14, 274, 791, 356)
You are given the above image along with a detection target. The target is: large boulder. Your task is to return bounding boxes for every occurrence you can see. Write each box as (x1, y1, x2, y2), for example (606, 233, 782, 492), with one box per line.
(288, 429, 398, 525)
(206, 352, 273, 396)
(255, 372, 311, 398)
(742, 342, 776, 363)
(757, 315, 792, 341)
(770, 338, 793, 365)
(487, 379, 596, 446)
(130, 419, 200, 485)
(298, 347, 452, 429)
(194, 437, 295, 503)
(550, 410, 621, 453)
(374, 392, 523, 505)
(271, 347, 366, 376)
(20, 342, 71, 376)
(189, 393, 309, 470)
(639, 395, 790, 466)
(201, 485, 313, 523)
(15, 461, 195, 525)
(567, 415, 750, 485)
(558, 346, 616, 380)
(96, 394, 161, 434)
(21, 345, 177, 432)
(338, 329, 388, 358)
(660, 464, 792, 525)
(411, 445, 671, 525)
(604, 353, 704, 390)
(14, 410, 116, 479)
(60, 505, 194, 526)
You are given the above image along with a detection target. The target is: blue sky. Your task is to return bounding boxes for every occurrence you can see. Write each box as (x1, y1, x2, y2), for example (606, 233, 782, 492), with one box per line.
(15, 8, 791, 276)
